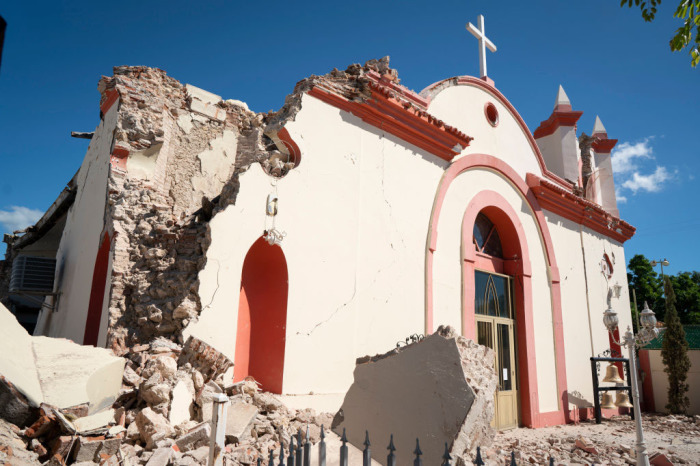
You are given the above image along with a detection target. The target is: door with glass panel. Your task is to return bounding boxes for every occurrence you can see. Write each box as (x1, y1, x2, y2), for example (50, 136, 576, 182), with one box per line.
(475, 270, 518, 430)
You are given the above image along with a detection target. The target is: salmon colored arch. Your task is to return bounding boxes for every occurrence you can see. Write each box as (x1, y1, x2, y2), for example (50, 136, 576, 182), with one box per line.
(234, 237, 288, 394)
(84, 232, 112, 346)
(460, 190, 539, 427)
(426, 153, 567, 427)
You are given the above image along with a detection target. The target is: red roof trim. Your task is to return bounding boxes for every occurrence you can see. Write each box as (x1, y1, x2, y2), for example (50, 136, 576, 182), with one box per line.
(592, 138, 618, 153)
(526, 173, 635, 243)
(532, 110, 584, 139)
(100, 89, 120, 116)
(307, 79, 473, 162)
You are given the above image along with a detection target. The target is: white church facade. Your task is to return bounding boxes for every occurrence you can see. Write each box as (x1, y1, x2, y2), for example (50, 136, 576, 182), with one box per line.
(1, 31, 635, 430)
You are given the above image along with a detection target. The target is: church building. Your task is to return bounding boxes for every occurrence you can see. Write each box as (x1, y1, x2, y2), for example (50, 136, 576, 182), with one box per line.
(0, 21, 635, 430)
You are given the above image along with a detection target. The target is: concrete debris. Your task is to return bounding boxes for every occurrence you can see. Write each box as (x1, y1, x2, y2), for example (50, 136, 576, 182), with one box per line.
(0, 302, 125, 415)
(174, 422, 210, 452)
(486, 413, 700, 465)
(135, 408, 175, 449)
(72, 409, 115, 434)
(225, 402, 258, 444)
(332, 327, 497, 465)
(144, 446, 173, 466)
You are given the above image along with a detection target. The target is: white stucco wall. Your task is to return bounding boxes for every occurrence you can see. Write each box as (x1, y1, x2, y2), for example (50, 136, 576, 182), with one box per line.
(431, 167, 560, 413)
(593, 152, 619, 217)
(535, 126, 579, 182)
(426, 84, 543, 178)
(189, 93, 448, 394)
(34, 103, 117, 342)
(544, 210, 632, 405)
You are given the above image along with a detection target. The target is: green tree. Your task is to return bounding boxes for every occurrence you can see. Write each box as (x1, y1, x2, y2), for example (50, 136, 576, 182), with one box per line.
(661, 276, 691, 414)
(627, 254, 663, 322)
(670, 271, 700, 324)
(621, 0, 700, 67)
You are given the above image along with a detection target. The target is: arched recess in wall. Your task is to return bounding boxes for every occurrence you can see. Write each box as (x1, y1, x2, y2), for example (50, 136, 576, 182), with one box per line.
(233, 236, 288, 394)
(83, 232, 112, 346)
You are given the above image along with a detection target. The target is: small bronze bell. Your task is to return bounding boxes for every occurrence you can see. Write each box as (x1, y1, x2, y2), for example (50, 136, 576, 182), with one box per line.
(615, 392, 634, 408)
(601, 363, 625, 384)
(600, 393, 616, 409)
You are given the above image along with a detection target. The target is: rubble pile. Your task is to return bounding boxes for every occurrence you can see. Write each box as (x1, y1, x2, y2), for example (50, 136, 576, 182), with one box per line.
(333, 326, 498, 465)
(0, 335, 334, 466)
(486, 413, 700, 465)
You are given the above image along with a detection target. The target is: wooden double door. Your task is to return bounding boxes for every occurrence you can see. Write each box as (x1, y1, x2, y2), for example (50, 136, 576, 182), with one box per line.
(474, 270, 519, 430)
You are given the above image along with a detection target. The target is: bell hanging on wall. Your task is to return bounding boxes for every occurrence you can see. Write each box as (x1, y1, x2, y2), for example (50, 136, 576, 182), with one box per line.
(601, 363, 625, 384)
(600, 393, 616, 409)
(615, 392, 634, 408)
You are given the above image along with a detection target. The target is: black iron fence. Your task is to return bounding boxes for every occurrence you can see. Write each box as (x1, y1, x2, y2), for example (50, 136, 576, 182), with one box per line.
(255, 427, 556, 466)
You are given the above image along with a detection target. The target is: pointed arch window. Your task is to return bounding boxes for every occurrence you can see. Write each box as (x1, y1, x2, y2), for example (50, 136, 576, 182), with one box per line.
(473, 212, 503, 258)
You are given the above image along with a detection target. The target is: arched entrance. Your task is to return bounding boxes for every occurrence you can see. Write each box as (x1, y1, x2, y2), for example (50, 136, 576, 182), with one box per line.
(233, 237, 288, 394)
(460, 190, 538, 428)
(471, 211, 519, 429)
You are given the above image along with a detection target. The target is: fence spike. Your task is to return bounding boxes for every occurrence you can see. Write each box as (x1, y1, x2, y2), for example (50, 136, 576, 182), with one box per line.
(413, 438, 423, 466)
(386, 434, 396, 466)
(473, 446, 485, 466)
(278, 442, 285, 466)
(340, 428, 348, 466)
(362, 430, 371, 466)
(296, 429, 303, 466)
(257, 457, 262, 466)
(288, 436, 296, 466)
(549, 456, 554, 466)
(318, 426, 326, 466)
(303, 425, 311, 466)
(441, 442, 452, 466)
(510, 451, 517, 466)
(269, 448, 276, 466)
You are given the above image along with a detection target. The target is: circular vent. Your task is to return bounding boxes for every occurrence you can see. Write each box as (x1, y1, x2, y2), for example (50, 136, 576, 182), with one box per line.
(485, 102, 499, 127)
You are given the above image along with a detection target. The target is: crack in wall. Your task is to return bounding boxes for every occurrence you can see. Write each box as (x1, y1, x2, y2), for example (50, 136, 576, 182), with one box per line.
(296, 278, 357, 336)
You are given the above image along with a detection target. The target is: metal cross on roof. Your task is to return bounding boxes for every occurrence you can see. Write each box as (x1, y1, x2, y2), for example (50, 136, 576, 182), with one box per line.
(466, 15, 497, 79)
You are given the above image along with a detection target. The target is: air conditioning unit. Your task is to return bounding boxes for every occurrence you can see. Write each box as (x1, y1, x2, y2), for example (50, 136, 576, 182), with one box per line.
(10, 256, 57, 294)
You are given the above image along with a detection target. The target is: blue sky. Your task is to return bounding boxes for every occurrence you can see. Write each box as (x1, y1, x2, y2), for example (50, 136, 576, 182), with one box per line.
(0, 0, 697, 275)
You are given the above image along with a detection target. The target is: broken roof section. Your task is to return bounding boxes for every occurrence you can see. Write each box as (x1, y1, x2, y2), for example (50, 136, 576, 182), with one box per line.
(0, 302, 125, 414)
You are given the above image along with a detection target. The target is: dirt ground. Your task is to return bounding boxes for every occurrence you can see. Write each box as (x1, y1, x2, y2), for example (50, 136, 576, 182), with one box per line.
(486, 413, 700, 465)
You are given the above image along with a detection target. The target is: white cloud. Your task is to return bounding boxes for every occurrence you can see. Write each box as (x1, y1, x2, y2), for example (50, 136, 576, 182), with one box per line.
(0, 206, 43, 233)
(615, 188, 628, 204)
(611, 138, 654, 174)
(621, 166, 672, 194)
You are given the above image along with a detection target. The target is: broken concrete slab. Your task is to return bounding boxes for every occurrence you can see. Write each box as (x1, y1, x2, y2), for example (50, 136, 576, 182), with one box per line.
(73, 437, 121, 463)
(73, 408, 115, 434)
(225, 402, 257, 444)
(0, 303, 125, 414)
(169, 378, 194, 426)
(196, 381, 223, 424)
(174, 422, 210, 452)
(145, 446, 173, 466)
(332, 327, 497, 465)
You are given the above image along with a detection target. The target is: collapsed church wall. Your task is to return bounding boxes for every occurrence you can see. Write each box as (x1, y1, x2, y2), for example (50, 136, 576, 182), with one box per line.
(190, 86, 452, 394)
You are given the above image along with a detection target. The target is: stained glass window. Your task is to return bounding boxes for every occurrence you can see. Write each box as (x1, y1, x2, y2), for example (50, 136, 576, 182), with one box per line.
(473, 213, 503, 258)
